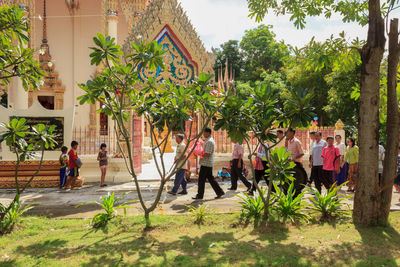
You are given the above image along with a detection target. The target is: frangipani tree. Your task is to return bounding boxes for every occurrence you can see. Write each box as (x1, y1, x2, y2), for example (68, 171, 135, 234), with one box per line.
(215, 83, 313, 222)
(79, 34, 220, 226)
(0, 118, 57, 233)
(0, 5, 43, 91)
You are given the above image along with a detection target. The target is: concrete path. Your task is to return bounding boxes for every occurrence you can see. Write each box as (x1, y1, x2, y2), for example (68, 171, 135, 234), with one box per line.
(1, 181, 399, 219)
(1, 152, 399, 218)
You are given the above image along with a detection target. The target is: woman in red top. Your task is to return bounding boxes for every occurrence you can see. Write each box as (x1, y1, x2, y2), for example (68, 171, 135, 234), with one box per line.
(320, 136, 341, 193)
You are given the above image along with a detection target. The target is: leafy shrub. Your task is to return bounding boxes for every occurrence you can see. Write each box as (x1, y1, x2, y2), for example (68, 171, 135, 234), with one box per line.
(308, 183, 351, 221)
(271, 182, 309, 223)
(186, 204, 215, 225)
(0, 194, 36, 234)
(236, 188, 267, 223)
(78, 192, 135, 228)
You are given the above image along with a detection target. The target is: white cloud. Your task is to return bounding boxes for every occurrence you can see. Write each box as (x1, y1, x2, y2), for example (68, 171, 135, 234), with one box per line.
(178, 0, 397, 50)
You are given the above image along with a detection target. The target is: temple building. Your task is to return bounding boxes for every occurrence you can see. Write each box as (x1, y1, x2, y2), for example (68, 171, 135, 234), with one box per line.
(0, 0, 215, 186)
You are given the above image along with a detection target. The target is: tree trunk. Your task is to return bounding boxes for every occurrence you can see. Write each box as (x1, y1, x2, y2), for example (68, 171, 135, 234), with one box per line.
(353, 0, 386, 225)
(379, 18, 400, 223)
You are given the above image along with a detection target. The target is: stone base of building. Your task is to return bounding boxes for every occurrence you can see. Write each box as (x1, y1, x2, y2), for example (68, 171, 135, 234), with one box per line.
(77, 156, 141, 184)
(0, 160, 60, 188)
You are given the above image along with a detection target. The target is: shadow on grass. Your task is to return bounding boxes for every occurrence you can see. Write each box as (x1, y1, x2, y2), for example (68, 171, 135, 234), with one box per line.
(10, 225, 311, 266)
(9, 216, 400, 266)
(309, 223, 400, 266)
(0, 260, 17, 267)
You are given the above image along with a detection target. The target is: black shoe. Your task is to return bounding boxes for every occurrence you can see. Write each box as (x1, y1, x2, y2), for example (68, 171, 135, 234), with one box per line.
(247, 185, 252, 192)
(215, 192, 225, 199)
(192, 196, 203, 200)
(178, 191, 188, 195)
(227, 187, 236, 190)
(168, 191, 177, 195)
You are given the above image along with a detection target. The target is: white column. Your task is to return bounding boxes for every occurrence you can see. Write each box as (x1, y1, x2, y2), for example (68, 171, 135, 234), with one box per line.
(107, 10, 118, 43)
(107, 7, 119, 140)
(13, 3, 29, 110)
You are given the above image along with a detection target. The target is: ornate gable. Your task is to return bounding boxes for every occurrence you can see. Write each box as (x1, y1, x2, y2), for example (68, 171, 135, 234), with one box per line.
(122, 0, 215, 85)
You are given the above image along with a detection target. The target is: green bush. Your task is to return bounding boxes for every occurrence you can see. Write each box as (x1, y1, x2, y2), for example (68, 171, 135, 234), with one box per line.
(77, 192, 135, 228)
(308, 183, 351, 221)
(0, 194, 36, 234)
(271, 182, 309, 223)
(236, 188, 267, 223)
(186, 204, 215, 225)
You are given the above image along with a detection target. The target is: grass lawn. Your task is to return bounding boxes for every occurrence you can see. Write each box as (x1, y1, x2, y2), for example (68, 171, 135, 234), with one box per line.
(1, 212, 400, 267)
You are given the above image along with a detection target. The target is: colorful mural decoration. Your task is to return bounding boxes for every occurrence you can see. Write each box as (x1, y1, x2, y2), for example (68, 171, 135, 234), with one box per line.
(140, 25, 196, 86)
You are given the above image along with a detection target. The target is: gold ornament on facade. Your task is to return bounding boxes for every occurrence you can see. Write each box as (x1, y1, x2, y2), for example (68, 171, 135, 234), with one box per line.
(335, 119, 344, 130)
(309, 121, 318, 131)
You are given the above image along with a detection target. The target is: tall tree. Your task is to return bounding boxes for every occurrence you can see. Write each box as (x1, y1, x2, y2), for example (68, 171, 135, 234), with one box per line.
(240, 25, 289, 81)
(247, 0, 400, 225)
(380, 18, 400, 222)
(214, 40, 243, 81)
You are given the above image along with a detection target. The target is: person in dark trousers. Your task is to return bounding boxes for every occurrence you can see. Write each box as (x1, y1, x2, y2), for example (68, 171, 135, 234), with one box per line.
(309, 132, 327, 188)
(228, 142, 252, 191)
(248, 140, 269, 196)
(59, 146, 68, 189)
(168, 134, 188, 195)
(193, 127, 225, 200)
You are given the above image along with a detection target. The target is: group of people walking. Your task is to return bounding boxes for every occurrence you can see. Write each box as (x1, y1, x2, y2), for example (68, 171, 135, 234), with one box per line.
(60, 127, 400, 200)
(169, 127, 364, 200)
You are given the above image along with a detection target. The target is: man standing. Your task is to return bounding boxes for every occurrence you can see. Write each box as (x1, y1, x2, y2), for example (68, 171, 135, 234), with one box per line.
(193, 127, 225, 200)
(309, 132, 327, 189)
(309, 131, 316, 154)
(286, 128, 305, 165)
(286, 128, 307, 196)
(229, 142, 252, 191)
(168, 134, 188, 195)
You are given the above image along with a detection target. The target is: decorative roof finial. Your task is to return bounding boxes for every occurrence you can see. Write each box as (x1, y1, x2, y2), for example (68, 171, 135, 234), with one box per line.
(42, 0, 47, 44)
(65, 0, 80, 15)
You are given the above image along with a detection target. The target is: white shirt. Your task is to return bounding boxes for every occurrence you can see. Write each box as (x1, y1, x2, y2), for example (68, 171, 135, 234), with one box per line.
(312, 139, 327, 166)
(335, 142, 346, 156)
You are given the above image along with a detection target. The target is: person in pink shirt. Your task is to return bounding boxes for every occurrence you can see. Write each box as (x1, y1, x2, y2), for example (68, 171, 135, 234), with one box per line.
(285, 128, 307, 197)
(321, 136, 341, 193)
(229, 142, 252, 191)
(286, 128, 304, 164)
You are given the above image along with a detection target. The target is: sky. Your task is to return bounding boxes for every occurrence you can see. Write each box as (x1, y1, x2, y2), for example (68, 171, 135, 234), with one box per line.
(177, 0, 399, 51)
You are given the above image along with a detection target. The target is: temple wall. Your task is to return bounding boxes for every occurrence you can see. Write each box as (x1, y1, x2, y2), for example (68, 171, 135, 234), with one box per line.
(33, 0, 102, 129)
(117, 5, 130, 45)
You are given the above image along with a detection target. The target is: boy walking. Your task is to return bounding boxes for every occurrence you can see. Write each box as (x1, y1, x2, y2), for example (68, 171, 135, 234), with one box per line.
(59, 146, 68, 189)
(168, 134, 188, 195)
(321, 136, 341, 192)
(193, 127, 225, 200)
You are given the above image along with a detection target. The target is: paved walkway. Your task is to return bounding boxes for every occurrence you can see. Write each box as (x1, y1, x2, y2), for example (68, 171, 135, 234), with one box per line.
(1, 180, 400, 219)
(1, 153, 400, 218)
